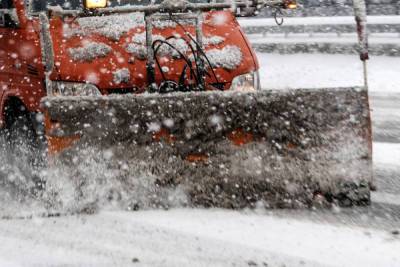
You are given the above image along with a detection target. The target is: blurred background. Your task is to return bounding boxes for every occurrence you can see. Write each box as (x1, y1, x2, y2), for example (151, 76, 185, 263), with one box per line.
(259, 0, 400, 17)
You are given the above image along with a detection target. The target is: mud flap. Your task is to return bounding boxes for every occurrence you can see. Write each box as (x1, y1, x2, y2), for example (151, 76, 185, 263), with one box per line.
(42, 88, 372, 209)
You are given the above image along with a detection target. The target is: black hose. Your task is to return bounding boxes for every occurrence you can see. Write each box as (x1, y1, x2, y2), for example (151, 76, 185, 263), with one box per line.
(274, 8, 284, 26)
(152, 39, 200, 88)
(169, 14, 221, 86)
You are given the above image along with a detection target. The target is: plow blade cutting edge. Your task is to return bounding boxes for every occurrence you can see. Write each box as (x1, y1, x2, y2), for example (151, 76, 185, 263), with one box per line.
(42, 88, 372, 209)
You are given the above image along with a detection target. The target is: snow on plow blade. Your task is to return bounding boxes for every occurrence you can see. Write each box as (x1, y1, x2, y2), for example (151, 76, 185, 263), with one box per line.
(42, 88, 372, 209)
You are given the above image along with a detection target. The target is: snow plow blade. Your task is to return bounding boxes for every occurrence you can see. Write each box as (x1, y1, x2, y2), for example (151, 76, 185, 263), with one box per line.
(42, 88, 372, 209)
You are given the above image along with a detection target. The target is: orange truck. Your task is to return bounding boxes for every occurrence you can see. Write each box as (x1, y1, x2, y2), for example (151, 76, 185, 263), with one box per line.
(0, 0, 288, 152)
(0, 0, 373, 208)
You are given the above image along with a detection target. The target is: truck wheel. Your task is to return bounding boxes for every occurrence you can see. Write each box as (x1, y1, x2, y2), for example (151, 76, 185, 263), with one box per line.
(8, 114, 38, 163)
(5, 113, 46, 196)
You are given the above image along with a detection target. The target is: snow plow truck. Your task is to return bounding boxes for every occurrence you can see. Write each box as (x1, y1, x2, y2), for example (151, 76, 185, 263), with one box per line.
(0, 0, 372, 209)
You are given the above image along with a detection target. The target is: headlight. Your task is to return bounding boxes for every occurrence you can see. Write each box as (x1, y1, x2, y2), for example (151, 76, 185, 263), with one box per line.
(50, 81, 101, 96)
(230, 71, 260, 91)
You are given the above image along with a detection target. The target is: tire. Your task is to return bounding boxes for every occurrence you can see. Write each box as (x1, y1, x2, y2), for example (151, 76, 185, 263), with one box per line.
(8, 114, 45, 164)
(3, 113, 46, 197)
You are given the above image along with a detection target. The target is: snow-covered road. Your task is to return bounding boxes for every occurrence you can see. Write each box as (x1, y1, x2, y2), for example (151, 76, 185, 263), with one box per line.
(0, 209, 399, 267)
(257, 53, 400, 93)
(0, 53, 399, 267)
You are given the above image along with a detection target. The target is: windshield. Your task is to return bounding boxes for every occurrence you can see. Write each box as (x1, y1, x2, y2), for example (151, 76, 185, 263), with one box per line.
(30, 0, 209, 13)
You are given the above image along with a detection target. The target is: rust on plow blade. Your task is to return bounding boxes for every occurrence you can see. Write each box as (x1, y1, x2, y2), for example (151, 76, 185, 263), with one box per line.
(42, 88, 373, 209)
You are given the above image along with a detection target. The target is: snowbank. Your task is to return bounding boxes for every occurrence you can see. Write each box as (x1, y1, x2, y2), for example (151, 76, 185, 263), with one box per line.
(239, 16, 400, 27)
(248, 34, 400, 45)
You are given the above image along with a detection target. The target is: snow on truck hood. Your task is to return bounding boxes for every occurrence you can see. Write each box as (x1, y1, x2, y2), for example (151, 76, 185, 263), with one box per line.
(49, 11, 255, 90)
